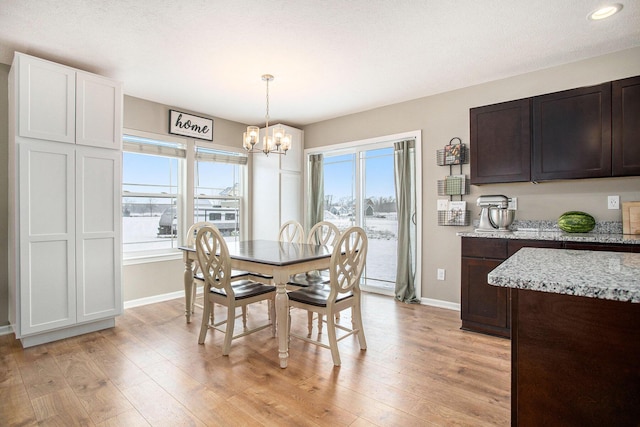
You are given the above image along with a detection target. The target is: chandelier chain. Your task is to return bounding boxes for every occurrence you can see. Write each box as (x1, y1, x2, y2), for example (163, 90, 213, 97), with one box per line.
(265, 77, 270, 128)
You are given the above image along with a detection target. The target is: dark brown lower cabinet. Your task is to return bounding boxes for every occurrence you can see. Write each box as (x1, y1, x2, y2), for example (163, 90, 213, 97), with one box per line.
(460, 237, 635, 339)
(512, 289, 640, 426)
(461, 257, 509, 337)
(461, 237, 509, 337)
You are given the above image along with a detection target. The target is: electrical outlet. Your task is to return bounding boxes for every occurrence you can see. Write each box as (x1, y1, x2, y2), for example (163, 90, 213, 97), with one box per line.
(437, 199, 449, 211)
(508, 197, 518, 210)
(608, 195, 620, 210)
(437, 268, 445, 281)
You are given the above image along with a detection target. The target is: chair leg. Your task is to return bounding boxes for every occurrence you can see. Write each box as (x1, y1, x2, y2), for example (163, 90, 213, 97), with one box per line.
(352, 303, 367, 350)
(241, 306, 248, 329)
(198, 298, 211, 344)
(317, 314, 323, 334)
(307, 311, 314, 337)
(222, 305, 235, 356)
(326, 311, 341, 366)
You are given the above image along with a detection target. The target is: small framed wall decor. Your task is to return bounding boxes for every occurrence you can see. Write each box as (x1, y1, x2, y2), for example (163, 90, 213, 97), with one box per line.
(169, 110, 213, 141)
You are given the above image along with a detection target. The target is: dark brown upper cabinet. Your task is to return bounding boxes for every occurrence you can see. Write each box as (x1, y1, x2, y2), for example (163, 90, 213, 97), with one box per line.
(532, 82, 612, 181)
(612, 76, 640, 176)
(470, 98, 531, 184)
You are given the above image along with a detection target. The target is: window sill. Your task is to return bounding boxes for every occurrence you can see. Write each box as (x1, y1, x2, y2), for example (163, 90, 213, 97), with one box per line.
(123, 250, 183, 266)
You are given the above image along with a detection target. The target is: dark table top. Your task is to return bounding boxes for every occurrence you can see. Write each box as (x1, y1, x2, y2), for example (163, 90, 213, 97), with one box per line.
(180, 239, 333, 266)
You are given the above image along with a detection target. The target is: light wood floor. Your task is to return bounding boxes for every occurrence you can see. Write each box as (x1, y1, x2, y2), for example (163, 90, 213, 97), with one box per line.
(0, 293, 511, 426)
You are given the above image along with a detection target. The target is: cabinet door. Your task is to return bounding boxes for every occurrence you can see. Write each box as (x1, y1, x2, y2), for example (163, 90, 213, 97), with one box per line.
(532, 83, 612, 181)
(17, 54, 75, 144)
(280, 171, 303, 226)
(19, 141, 76, 335)
(470, 98, 531, 184)
(76, 72, 123, 150)
(461, 257, 510, 337)
(76, 147, 122, 322)
(612, 76, 640, 176)
(251, 151, 280, 240)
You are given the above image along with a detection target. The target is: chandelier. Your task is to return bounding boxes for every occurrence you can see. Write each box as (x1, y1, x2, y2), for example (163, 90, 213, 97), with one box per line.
(243, 74, 291, 155)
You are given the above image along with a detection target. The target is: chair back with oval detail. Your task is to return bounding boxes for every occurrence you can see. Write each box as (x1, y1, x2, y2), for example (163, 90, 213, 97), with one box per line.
(278, 220, 305, 244)
(307, 221, 340, 246)
(330, 226, 368, 297)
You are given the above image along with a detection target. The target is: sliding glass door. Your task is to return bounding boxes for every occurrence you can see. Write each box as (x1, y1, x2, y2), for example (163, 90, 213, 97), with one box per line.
(361, 147, 397, 291)
(322, 144, 398, 293)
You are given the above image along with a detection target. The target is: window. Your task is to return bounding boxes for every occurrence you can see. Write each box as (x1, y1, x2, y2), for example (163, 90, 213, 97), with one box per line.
(122, 131, 247, 259)
(194, 147, 246, 242)
(122, 135, 185, 255)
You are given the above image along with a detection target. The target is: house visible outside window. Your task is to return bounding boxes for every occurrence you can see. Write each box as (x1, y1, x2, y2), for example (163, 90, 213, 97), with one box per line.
(122, 131, 248, 260)
(194, 147, 246, 242)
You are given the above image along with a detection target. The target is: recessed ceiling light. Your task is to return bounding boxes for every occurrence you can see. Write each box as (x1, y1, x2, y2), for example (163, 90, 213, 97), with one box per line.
(588, 3, 623, 20)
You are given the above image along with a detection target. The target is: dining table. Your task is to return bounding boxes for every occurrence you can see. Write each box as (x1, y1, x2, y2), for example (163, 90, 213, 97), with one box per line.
(179, 239, 333, 368)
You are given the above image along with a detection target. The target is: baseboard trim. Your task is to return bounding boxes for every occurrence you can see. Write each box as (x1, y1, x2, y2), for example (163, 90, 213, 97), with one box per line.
(124, 290, 185, 309)
(420, 297, 460, 311)
(0, 324, 13, 336)
(122, 289, 460, 313)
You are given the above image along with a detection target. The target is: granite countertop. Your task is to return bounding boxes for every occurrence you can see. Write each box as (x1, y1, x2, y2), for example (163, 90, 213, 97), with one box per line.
(457, 219, 640, 245)
(457, 229, 640, 245)
(488, 247, 640, 303)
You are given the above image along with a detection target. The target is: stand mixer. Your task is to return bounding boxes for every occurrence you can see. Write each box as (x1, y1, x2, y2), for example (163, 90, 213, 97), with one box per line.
(476, 195, 515, 232)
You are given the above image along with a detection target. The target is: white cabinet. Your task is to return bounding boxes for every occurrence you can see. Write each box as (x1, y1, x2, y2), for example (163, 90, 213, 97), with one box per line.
(9, 52, 123, 347)
(251, 124, 304, 240)
(15, 53, 122, 149)
(76, 71, 122, 149)
(18, 141, 76, 335)
(17, 55, 76, 143)
(76, 146, 122, 323)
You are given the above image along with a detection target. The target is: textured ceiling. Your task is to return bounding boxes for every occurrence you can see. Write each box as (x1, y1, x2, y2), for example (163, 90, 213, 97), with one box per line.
(1, 1, 639, 127)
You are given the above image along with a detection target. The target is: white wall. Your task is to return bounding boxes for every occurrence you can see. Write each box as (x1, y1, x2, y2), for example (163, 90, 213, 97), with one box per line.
(303, 47, 640, 306)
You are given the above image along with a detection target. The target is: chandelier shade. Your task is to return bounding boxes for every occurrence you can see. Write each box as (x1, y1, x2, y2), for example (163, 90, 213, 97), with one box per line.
(243, 74, 291, 156)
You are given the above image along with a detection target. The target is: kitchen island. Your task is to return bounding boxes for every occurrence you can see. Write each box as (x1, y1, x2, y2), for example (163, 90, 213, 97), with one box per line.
(489, 248, 640, 426)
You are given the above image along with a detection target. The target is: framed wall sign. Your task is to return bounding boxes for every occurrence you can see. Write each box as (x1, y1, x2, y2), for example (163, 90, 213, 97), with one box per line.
(169, 110, 213, 141)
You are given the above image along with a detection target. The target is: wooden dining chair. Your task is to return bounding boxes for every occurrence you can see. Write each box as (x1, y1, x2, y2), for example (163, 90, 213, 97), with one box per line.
(187, 222, 251, 316)
(287, 226, 368, 366)
(288, 221, 341, 335)
(278, 220, 305, 244)
(195, 225, 276, 355)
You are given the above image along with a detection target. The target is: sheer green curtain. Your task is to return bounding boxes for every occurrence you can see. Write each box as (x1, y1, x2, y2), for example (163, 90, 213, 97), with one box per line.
(308, 154, 324, 235)
(394, 140, 419, 303)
